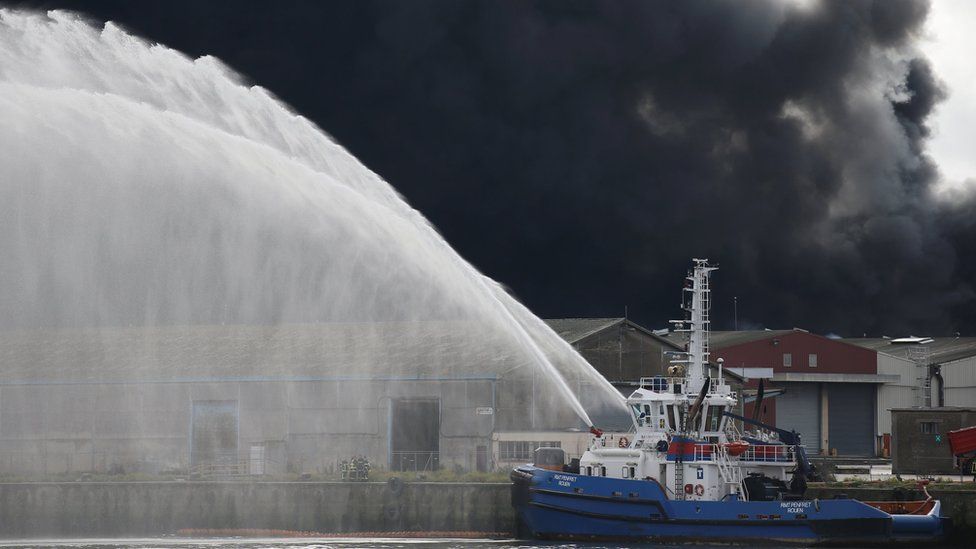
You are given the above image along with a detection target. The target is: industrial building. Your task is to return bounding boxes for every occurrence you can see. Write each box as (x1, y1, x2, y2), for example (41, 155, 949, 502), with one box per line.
(0, 322, 590, 476)
(0, 317, 747, 477)
(889, 407, 976, 474)
(683, 330, 976, 458)
(846, 336, 976, 410)
(6, 315, 969, 476)
(0, 317, 721, 476)
(705, 329, 893, 457)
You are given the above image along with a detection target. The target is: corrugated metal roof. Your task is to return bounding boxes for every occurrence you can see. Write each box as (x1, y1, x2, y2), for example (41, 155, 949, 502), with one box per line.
(543, 318, 624, 344)
(845, 337, 976, 364)
(709, 330, 795, 348)
(558, 321, 745, 383)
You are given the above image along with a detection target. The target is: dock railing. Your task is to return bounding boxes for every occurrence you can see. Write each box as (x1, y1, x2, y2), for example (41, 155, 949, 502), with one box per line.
(390, 451, 439, 472)
(191, 459, 250, 478)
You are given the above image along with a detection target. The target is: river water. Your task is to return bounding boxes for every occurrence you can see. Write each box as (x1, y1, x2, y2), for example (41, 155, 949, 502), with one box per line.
(0, 539, 809, 549)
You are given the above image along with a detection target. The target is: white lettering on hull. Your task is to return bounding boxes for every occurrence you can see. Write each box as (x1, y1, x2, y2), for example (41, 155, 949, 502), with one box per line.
(553, 474, 577, 487)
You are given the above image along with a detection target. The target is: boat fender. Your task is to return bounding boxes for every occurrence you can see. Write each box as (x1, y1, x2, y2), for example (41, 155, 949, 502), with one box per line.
(656, 440, 669, 453)
(813, 498, 820, 512)
(388, 477, 404, 496)
(695, 484, 705, 496)
(618, 437, 629, 448)
(684, 483, 694, 495)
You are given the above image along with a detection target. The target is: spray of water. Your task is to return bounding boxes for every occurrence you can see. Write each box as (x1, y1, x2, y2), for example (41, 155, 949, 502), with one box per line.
(0, 10, 626, 432)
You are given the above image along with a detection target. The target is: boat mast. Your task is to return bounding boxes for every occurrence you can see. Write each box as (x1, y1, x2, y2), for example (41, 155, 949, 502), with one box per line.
(671, 258, 717, 394)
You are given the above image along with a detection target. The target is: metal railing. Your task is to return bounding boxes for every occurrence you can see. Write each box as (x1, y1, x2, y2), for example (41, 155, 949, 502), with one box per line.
(687, 443, 794, 464)
(391, 451, 439, 472)
(738, 444, 795, 463)
(639, 377, 686, 392)
(191, 459, 250, 478)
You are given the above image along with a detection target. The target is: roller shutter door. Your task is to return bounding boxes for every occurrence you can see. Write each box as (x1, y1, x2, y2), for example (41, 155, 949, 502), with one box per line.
(775, 382, 820, 454)
(827, 384, 875, 456)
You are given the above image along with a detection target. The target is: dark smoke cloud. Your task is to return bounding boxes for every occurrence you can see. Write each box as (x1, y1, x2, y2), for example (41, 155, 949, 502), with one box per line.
(8, 0, 975, 336)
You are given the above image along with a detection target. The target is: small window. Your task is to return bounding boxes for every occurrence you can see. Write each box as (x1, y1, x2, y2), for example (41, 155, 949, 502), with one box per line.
(601, 466, 607, 477)
(630, 466, 636, 478)
(500, 441, 559, 460)
(586, 466, 593, 476)
(498, 440, 515, 459)
(920, 422, 939, 434)
(783, 353, 792, 368)
(809, 354, 818, 368)
(622, 467, 630, 478)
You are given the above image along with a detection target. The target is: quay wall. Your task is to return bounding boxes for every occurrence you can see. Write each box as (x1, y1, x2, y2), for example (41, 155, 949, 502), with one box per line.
(0, 481, 974, 543)
(0, 481, 513, 538)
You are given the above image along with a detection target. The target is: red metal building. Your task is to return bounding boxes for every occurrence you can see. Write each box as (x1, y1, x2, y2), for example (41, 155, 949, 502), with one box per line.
(709, 329, 892, 456)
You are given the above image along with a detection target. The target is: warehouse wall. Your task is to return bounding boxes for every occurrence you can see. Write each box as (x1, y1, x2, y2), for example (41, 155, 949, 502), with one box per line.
(942, 356, 976, 407)
(717, 331, 877, 375)
(573, 324, 667, 382)
(877, 353, 918, 436)
(0, 377, 497, 475)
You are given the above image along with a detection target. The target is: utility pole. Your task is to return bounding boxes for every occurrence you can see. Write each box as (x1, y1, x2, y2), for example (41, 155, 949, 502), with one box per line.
(733, 296, 738, 331)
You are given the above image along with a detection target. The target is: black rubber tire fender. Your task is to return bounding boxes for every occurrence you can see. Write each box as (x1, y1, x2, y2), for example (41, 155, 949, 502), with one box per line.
(387, 476, 404, 496)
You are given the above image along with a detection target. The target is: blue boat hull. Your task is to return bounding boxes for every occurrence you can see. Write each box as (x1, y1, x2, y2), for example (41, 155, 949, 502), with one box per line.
(511, 466, 947, 545)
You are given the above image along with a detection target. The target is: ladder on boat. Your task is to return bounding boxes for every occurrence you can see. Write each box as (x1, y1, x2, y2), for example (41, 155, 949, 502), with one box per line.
(714, 444, 746, 499)
(674, 454, 684, 500)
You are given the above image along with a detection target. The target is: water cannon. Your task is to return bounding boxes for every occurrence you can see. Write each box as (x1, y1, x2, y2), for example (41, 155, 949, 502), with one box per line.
(589, 425, 604, 437)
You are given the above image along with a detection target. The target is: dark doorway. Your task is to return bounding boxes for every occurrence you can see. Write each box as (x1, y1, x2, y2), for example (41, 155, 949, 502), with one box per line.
(476, 445, 488, 472)
(391, 399, 439, 471)
(190, 400, 239, 466)
(827, 384, 875, 456)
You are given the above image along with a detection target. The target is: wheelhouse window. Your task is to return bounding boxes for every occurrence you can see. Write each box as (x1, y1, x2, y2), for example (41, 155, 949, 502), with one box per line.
(632, 404, 656, 427)
(702, 404, 723, 432)
(667, 404, 680, 431)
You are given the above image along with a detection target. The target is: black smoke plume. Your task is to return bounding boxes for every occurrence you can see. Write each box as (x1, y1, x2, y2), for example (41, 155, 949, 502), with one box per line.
(9, 0, 974, 336)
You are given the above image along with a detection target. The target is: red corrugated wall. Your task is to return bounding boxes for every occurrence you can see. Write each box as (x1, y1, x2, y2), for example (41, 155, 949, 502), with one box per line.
(718, 331, 877, 427)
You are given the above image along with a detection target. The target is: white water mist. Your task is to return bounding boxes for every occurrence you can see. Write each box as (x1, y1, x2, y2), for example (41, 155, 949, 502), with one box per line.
(0, 10, 626, 430)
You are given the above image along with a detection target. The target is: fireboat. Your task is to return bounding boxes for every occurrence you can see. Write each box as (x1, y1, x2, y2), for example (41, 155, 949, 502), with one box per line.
(511, 259, 948, 545)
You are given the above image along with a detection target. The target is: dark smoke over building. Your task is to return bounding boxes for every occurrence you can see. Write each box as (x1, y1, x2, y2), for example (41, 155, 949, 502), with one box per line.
(10, 0, 975, 336)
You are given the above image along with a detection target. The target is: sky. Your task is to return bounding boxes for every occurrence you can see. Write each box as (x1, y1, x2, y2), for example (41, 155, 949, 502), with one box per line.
(922, 0, 976, 189)
(4, 0, 976, 337)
